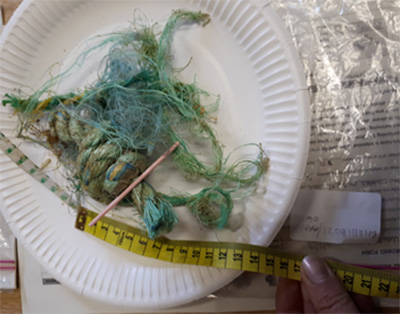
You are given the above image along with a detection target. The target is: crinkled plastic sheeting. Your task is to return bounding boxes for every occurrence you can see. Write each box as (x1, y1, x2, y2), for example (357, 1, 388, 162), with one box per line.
(271, 0, 399, 240)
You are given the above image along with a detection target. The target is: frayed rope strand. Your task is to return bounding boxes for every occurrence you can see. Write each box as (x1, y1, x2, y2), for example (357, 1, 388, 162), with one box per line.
(2, 10, 268, 238)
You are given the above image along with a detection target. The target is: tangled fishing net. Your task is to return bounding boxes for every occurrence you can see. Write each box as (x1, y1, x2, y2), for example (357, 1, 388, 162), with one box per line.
(2, 10, 268, 239)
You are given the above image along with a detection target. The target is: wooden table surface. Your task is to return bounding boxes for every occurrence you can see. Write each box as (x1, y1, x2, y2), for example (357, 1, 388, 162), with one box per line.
(0, 1, 399, 313)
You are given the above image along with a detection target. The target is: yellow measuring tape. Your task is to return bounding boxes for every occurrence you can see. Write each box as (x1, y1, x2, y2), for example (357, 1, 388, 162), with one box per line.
(76, 207, 399, 299)
(0, 132, 399, 299)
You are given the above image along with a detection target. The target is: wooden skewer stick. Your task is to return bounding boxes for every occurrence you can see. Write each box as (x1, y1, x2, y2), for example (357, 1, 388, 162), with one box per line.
(88, 141, 180, 227)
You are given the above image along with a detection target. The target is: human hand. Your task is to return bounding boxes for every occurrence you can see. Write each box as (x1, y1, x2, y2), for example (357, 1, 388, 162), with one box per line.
(275, 255, 377, 313)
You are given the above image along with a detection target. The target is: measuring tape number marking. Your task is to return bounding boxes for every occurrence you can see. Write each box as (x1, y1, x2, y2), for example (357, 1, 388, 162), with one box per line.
(1, 131, 399, 299)
(76, 207, 400, 299)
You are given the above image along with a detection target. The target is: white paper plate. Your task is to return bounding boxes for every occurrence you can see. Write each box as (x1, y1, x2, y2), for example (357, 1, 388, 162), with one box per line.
(0, 0, 310, 309)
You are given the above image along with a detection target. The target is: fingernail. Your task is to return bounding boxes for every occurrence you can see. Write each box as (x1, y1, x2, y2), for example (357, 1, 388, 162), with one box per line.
(302, 255, 332, 284)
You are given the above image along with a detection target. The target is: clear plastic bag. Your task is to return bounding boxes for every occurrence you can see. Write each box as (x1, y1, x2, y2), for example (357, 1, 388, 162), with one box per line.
(268, 0, 399, 307)
(269, 0, 399, 260)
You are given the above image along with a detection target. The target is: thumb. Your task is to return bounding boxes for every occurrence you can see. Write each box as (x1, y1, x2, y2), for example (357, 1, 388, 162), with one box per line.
(301, 255, 359, 313)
